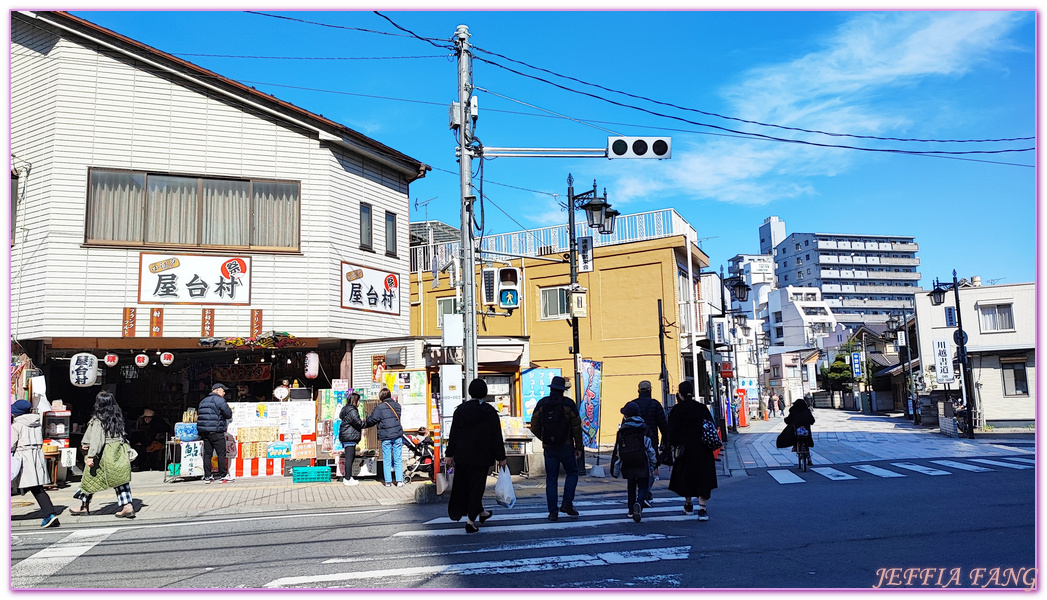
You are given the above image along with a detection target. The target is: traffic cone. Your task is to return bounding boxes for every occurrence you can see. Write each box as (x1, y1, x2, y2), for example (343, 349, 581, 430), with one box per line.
(764, 409, 769, 421)
(739, 408, 748, 428)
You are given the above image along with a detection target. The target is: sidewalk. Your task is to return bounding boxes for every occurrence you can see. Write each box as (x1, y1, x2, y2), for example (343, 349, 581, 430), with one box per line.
(723, 407, 1035, 474)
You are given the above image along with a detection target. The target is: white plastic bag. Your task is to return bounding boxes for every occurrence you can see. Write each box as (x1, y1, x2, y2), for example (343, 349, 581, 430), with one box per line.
(494, 465, 516, 509)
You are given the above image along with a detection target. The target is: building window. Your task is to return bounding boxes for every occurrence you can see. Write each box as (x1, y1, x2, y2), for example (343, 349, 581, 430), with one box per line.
(784, 275, 789, 281)
(804, 240, 809, 246)
(775, 327, 784, 338)
(360, 203, 373, 250)
(772, 366, 780, 378)
(945, 306, 957, 327)
(540, 286, 570, 320)
(1002, 361, 1029, 396)
(385, 211, 397, 256)
(773, 311, 783, 323)
(980, 304, 1014, 332)
(435, 297, 460, 329)
(805, 254, 810, 261)
(807, 268, 811, 275)
(797, 271, 804, 280)
(796, 258, 803, 265)
(86, 168, 300, 250)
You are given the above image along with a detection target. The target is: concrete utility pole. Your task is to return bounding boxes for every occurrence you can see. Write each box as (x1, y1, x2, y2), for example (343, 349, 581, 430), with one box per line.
(454, 25, 478, 385)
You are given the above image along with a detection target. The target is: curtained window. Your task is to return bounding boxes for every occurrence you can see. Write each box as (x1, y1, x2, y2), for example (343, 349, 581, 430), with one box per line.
(980, 304, 1014, 332)
(385, 211, 397, 256)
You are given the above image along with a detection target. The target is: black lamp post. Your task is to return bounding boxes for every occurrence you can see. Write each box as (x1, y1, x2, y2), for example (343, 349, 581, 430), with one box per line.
(717, 266, 752, 436)
(928, 270, 974, 438)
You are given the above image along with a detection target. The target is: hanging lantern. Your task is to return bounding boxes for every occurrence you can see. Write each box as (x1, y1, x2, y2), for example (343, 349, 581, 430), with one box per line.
(103, 353, 119, 368)
(160, 351, 175, 367)
(305, 352, 319, 379)
(134, 353, 150, 368)
(69, 352, 99, 387)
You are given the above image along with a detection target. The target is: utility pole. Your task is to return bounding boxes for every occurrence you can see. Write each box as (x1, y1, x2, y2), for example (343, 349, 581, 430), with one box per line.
(454, 25, 478, 385)
(567, 176, 582, 410)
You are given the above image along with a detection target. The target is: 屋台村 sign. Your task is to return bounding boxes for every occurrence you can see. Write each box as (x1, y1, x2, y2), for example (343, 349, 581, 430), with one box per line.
(138, 253, 251, 305)
(340, 262, 401, 315)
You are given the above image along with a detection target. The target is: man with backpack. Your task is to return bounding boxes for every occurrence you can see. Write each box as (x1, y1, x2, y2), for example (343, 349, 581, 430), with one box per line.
(631, 380, 668, 505)
(611, 402, 657, 522)
(529, 376, 584, 522)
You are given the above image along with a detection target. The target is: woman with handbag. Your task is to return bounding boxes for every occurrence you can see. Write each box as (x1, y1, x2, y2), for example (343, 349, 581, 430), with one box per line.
(444, 379, 507, 533)
(11, 400, 60, 528)
(666, 381, 719, 521)
(70, 391, 136, 518)
(364, 388, 406, 487)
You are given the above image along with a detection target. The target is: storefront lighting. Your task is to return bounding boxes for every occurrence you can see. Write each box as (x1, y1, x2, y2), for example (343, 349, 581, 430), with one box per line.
(286, 357, 292, 364)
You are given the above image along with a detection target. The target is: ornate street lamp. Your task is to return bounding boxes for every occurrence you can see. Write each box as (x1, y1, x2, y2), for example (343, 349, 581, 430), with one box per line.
(599, 207, 620, 235)
(579, 192, 609, 231)
(927, 270, 974, 438)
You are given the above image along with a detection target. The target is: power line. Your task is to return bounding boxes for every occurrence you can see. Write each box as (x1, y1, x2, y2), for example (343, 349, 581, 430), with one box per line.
(372, 11, 453, 51)
(171, 52, 445, 61)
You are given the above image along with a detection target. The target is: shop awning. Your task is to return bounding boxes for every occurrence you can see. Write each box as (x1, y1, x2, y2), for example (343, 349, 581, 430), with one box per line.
(478, 346, 524, 364)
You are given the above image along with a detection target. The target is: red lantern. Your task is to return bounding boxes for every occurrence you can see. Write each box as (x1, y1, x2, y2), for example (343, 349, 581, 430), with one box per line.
(160, 352, 175, 367)
(134, 354, 150, 368)
(103, 353, 119, 367)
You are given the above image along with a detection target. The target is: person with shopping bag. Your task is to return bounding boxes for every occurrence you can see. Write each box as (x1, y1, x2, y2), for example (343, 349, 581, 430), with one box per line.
(444, 379, 507, 533)
(11, 400, 59, 528)
(666, 381, 719, 521)
(70, 391, 136, 518)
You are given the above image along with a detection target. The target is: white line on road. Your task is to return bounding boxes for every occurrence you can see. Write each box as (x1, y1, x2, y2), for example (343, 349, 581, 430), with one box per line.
(767, 470, 805, 484)
(394, 514, 700, 537)
(266, 545, 692, 587)
(11, 528, 119, 588)
(999, 457, 1036, 465)
(423, 505, 683, 524)
(891, 462, 952, 476)
(970, 458, 1034, 470)
(811, 467, 858, 481)
(851, 465, 906, 478)
(323, 533, 677, 564)
(930, 460, 994, 472)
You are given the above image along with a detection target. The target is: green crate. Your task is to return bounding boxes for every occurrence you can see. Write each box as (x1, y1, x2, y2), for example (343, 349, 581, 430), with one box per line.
(292, 466, 332, 483)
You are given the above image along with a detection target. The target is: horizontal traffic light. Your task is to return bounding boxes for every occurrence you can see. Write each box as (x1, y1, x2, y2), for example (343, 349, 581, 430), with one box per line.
(607, 136, 671, 159)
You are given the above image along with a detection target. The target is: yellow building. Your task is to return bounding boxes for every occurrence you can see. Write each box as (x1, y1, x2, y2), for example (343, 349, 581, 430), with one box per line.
(410, 209, 711, 446)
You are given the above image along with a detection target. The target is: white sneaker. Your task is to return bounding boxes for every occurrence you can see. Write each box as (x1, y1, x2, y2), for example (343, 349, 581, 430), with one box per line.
(396, 481, 406, 488)
(343, 477, 359, 486)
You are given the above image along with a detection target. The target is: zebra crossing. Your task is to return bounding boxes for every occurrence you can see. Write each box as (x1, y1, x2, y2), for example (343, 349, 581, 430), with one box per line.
(766, 456, 1034, 485)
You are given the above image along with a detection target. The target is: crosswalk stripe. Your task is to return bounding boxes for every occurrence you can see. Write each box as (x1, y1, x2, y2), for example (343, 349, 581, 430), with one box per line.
(930, 460, 994, 472)
(891, 462, 952, 476)
(265, 545, 693, 587)
(811, 467, 858, 481)
(1001, 457, 1036, 465)
(767, 470, 805, 484)
(851, 465, 906, 478)
(970, 458, 1034, 470)
(11, 528, 119, 588)
(394, 514, 699, 537)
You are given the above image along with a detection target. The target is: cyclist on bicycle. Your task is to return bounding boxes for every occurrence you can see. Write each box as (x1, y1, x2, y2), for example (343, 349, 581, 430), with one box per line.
(784, 397, 815, 457)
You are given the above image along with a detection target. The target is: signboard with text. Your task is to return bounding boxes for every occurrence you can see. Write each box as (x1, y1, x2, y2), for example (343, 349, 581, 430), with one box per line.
(577, 236, 594, 273)
(933, 339, 956, 384)
(138, 253, 252, 305)
(340, 262, 402, 315)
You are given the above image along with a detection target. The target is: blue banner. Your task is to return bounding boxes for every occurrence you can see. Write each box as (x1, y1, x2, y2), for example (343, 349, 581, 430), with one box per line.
(579, 360, 603, 450)
(521, 368, 561, 423)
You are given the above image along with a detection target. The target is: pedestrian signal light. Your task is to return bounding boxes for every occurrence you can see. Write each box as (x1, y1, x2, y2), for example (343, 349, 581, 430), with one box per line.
(497, 267, 520, 310)
(481, 268, 497, 306)
(607, 136, 671, 159)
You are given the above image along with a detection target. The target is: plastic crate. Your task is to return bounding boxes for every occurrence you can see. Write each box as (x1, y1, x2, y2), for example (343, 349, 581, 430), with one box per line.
(292, 466, 332, 483)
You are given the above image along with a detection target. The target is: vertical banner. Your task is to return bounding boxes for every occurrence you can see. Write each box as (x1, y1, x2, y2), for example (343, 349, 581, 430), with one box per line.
(122, 307, 137, 337)
(521, 368, 562, 423)
(577, 236, 594, 273)
(579, 360, 602, 450)
(149, 308, 164, 337)
(251, 309, 263, 337)
(201, 308, 215, 337)
(372, 355, 386, 383)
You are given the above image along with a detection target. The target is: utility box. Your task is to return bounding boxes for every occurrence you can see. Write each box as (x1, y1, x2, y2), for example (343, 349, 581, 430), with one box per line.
(569, 288, 587, 318)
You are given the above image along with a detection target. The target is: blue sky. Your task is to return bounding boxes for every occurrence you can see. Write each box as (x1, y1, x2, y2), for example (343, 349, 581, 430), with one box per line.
(63, 9, 1037, 286)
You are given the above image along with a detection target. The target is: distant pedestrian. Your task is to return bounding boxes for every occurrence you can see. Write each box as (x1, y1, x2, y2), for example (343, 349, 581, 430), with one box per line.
(71, 391, 136, 518)
(631, 380, 668, 505)
(666, 381, 718, 521)
(197, 382, 233, 483)
(611, 402, 657, 522)
(338, 393, 365, 486)
(445, 379, 507, 533)
(11, 400, 59, 528)
(529, 376, 584, 521)
(758, 396, 767, 420)
(365, 388, 406, 487)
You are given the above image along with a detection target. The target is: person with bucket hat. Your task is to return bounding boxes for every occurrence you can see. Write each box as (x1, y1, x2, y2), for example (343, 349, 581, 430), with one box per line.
(197, 382, 233, 483)
(11, 400, 59, 527)
(529, 376, 584, 522)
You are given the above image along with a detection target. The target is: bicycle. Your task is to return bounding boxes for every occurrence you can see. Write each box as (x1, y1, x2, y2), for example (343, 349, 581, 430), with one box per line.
(794, 426, 811, 472)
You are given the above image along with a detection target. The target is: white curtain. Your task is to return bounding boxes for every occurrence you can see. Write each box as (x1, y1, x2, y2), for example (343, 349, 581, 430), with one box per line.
(252, 182, 299, 249)
(146, 175, 197, 245)
(202, 180, 250, 246)
(87, 171, 145, 242)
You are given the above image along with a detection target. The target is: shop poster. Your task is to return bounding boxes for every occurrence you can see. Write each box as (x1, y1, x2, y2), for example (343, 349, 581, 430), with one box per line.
(521, 368, 562, 423)
(579, 360, 602, 450)
(180, 440, 205, 477)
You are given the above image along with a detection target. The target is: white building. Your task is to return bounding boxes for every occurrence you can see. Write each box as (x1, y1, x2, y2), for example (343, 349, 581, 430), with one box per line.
(766, 286, 838, 348)
(759, 216, 787, 256)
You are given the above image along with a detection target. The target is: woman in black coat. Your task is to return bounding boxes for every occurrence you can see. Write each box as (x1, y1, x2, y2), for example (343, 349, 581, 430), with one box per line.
(666, 381, 717, 521)
(444, 379, 507, 533)
(338, 393, 365, 486)
(784, 398, 816, 450)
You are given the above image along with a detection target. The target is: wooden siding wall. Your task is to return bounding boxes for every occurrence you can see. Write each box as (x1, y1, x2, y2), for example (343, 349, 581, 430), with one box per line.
(10, 15, 412, 342)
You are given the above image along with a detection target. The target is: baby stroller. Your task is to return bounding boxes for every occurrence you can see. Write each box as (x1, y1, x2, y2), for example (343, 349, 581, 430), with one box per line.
(402, 434, 435, 483)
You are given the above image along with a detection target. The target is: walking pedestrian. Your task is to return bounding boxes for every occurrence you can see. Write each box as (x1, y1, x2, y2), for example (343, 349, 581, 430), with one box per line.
(197, 382, 233, 483)
(11, 400, 59, 527)
(610, 402, 656, 523)
(529, 376, 583, 521)
(338, 393, 365, 486)
(70, 391, 136, 518)
(666, 381, 718, 521)
(631, 380, 668, 506)
(445, 379, 507, 533)
(365, 388, 406, 487)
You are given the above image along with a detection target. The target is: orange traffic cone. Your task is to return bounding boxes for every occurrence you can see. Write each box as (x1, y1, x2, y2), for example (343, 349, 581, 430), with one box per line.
(764, 409, 769, 421)
(739, 408, 748, 428)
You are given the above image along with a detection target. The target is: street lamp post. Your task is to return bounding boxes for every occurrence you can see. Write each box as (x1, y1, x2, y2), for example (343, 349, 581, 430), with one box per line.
(887, 300, 918, 424)
(719, 266, 751, 433)
(929, 270, 975, 439)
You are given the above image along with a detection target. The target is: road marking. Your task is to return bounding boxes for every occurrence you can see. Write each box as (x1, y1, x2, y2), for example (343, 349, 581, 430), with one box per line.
(891, 462, 952, 476)
(11, 528, 118, 588)
(851, 465, 906, 478)
(423, 505, 682, 524)
(1000, 457, 1036, 465)
(930, 460, 993, 472)
(394, 514, 699, 537)
(811, 467, 857, 481)
(970, 458, 1034, 470)
(767, 470, 805, 484)
(323, 533, 677, 564)
(266, 545, 692, 587)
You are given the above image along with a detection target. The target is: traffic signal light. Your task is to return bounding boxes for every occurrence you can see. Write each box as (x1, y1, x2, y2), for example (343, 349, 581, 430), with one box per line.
(497, 267, 520, 310)
(607, 136, 671, 159)
(481, 268, 497, 305)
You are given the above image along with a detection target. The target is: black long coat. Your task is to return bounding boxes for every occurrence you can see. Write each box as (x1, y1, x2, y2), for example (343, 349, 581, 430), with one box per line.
(445, 400, 507, 521)
(666, 400, 718, 499)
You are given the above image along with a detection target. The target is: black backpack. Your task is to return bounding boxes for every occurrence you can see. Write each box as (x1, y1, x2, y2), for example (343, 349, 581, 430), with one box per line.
(617, 428, 649, 478)
(540, 400, 571, 447)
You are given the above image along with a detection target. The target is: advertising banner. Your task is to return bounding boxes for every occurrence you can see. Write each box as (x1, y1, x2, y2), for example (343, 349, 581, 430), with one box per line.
(579, 360, 602, 450)
(341, 262, 402, 315)
(521, 368, 562, 423)
(139, 252, 251, 305)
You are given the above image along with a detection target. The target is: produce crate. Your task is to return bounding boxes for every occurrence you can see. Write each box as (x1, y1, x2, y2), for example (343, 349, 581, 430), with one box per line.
(292, 466, 332, 483)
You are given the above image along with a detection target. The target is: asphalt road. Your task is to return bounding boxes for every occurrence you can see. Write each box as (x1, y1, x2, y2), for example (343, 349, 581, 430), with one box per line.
(10, 454, 1035, 590)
